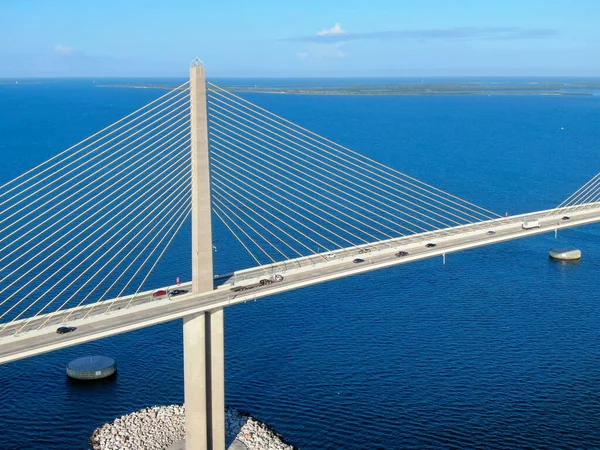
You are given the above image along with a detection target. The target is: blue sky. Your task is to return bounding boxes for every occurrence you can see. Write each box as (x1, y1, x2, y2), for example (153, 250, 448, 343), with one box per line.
(1, 0, 599, 77)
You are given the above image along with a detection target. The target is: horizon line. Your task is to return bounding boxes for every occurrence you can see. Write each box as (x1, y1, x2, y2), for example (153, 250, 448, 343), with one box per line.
(2, 75, 600, 80)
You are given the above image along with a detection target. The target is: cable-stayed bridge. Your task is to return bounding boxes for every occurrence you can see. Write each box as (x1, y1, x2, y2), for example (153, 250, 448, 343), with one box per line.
(1, 59, 600, 450)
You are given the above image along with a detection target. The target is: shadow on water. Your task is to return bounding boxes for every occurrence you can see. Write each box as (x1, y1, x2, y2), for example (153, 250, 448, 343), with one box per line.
(548, 256, 581, 266)
(65, 372, 118, 393)
(548, 256, 583, 277)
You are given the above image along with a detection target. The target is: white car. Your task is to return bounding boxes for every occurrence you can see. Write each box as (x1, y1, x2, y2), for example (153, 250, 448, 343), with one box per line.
(324, 253, 337, 260)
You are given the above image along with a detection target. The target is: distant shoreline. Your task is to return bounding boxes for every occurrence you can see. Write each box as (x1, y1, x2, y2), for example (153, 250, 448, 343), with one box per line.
(94, 84, 598, 96)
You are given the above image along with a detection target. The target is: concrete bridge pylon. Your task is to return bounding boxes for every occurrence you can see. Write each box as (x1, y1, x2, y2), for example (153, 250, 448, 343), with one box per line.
(184, 60, 225, 450)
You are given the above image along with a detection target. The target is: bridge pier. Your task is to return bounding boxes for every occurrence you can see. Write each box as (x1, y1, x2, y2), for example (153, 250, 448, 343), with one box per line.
(183, 309, 225, 450)
(185, 59, 224, 450)
(183, 313, 207, 448)
(208, 308, 225, 449)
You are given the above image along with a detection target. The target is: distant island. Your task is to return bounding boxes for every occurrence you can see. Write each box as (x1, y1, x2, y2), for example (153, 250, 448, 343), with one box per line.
(94, 81, 600, 96)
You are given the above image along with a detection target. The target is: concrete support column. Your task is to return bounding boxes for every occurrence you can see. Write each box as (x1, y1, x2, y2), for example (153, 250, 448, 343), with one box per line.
(184, 309, 225, 450)
(183, 312, 207, 449)
(208, 308, 225, 449)
(184, 59, 225, 450)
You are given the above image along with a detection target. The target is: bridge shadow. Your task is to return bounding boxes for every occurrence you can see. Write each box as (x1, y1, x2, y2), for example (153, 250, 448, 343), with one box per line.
(225, 408, 251, 449)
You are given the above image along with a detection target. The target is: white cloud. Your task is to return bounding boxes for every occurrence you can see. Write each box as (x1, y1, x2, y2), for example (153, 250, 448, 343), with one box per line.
(317, 23, 345, 36)
(296, 23, 349, 62)
(54, 44, 73, 55)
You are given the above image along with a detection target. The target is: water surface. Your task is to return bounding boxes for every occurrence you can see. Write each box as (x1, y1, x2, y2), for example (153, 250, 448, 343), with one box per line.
(1, 78, 600, 449)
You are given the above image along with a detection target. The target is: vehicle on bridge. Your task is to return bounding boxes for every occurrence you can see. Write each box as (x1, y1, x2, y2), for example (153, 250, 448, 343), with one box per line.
(358, 248, 371, 254)
(259, 274, 284, 285)
(168, 289, 188, 296)
(153, 290, 167, 297)
(231, 274, 284, 293)
(522, 220, 541, 229)
(56, 326, 77, 334)
(425, 243, 437, 248)
(395, 251, 409, 257)
(353, 258, 365, 263)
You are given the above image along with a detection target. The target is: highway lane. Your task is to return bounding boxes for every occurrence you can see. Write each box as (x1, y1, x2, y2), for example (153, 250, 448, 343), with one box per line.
(1, 205, 599, 364)
(0, 274, 237, 338)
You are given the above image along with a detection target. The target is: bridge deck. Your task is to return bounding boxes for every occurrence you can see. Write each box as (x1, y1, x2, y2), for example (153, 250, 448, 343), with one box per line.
(1, 205, 599, 364)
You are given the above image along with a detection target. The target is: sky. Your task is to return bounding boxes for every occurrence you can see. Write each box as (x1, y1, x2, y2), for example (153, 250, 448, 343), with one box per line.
(1, 0, 599, 77)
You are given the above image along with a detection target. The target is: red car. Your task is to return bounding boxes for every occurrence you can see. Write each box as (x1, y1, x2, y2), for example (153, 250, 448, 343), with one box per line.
(153, 290, 167, 297)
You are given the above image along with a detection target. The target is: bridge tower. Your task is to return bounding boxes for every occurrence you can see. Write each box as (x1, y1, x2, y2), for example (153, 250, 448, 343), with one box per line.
(184, 59, 225, 450)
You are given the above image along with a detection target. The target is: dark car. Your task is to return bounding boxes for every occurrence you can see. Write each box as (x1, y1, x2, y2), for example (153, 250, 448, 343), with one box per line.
(168, 289, 188, 296)
(153, 290, 167, 297)
(395, 251, 409, 257)
(425, 243, 437, 248)
(562, 216, 570, 220)
(56, 326, 76, 334)
(486, 230, 496, 235)
(353, 258, 365, 263)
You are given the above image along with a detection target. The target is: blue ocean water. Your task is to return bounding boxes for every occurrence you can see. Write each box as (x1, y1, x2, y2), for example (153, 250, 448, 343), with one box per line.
(1, 79, 600, 449)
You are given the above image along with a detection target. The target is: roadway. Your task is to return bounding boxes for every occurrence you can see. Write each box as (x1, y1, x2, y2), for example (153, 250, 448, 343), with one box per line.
(1, 204, 599, 364)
